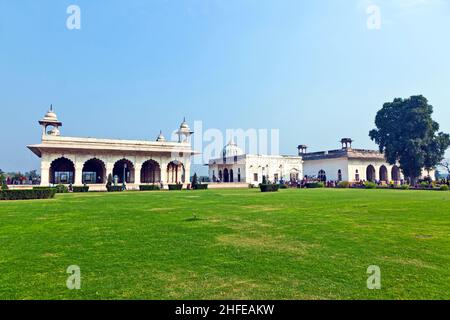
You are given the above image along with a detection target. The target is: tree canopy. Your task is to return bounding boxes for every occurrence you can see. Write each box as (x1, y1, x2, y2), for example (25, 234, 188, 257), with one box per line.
(369, 95, 450, 183)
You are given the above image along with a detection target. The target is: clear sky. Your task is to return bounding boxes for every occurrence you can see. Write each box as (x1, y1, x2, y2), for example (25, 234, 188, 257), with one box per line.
(1, 0, 449, 174)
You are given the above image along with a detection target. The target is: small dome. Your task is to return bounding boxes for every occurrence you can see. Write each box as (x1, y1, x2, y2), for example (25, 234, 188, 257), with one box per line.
(179, 117, 190, 131)
(42, 105, 58, 122)
(43, 110, 58, 121)
(156, 131, 166, 142)
(222, 140, 244, 158)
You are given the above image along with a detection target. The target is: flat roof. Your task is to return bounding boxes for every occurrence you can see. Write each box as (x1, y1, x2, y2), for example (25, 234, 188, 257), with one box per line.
(27, 135, 200, 157)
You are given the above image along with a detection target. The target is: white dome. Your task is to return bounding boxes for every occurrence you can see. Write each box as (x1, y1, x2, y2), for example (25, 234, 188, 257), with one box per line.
(156, 131, 166, 142)
(222, 140, 244, 158)
(43, 110, 58, 122)
(179, 118, 191, 132)
(41, 105, 59, 123)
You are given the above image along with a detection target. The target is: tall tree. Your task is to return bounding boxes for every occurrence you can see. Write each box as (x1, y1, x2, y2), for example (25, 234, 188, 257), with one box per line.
(439, 159, 450, 179)
(369, 95, 450, 184)
(25, 170, 39, 179)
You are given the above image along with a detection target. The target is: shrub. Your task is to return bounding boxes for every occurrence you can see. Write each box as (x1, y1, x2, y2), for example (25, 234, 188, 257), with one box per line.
(0, 174, 8, 191)
(337, 181, 350, 188)
(305, 182, 324, 189)
(419, 182, 430, 189)
(364, 182, 377, 189)
(34, 185, 69, 193)
(139, 185, 161, 191)
(55, 184, 69, 193)
(73, 186, 89, 193)
(169, 184, 183, 191)
(0, 188, 56, 201)
(279, 184, 288, 189)
(260, 184, 279, 192)
(107, 186, 123, 192)
(440, 185, 449, 191)
(400, 184, 410, 190)
(193, 184, 208, 190)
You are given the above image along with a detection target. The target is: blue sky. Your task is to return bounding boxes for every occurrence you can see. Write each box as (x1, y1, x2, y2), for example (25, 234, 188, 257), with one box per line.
(1, 0, 449, 174)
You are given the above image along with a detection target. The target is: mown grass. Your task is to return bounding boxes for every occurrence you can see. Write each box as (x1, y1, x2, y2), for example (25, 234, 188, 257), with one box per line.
(0, 188, 449, 300)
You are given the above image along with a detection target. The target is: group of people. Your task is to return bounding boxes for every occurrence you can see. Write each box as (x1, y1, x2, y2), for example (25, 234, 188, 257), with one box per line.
(3, 176, 40, 185)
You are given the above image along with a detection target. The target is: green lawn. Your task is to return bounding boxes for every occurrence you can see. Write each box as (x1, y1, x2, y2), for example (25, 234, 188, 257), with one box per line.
(0, 188, 449, 300)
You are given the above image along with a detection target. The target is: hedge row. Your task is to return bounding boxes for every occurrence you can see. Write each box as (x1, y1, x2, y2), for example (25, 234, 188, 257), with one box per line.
(34, 185, 69, 193)
(73, 186, 89, 193)
(260, 184, 279, 192)
(168, 184, 183, 191)
(139, 185, 161, 191)
(0, 188, 56, 200)
(107, 186, 124, 192)
(305, 182, 324, 189)
(193, 184, 208, 190)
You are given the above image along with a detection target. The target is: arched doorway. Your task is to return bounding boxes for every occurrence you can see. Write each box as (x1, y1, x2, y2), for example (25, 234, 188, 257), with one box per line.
(50, 157, 75, 184)
(237, 168, 241, 182)
(290, 169, 299, 182)
(218, 170, 223, 182)
(230, 169, 234, 183)
(392, 165, 400, 182)
(379, 165, 388, 182)
(82, 158, 105, 184)
(366, 165, 376, 182)
(318, 170, 327, 182)
(113, 159, 135, 184)
(223, 168, 230, 183)
(167, 161, 185, 184)
(141, 160, 161, 184)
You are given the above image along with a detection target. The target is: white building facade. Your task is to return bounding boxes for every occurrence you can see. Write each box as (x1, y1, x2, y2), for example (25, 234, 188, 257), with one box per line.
(300, 139, 434, 183)
(208, 142, 303, 184)
(28, 108, 198, 190)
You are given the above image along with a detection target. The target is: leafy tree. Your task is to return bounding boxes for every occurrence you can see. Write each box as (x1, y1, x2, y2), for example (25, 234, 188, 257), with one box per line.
(0, 174, 8, 190)
(369, 95, 450, 184)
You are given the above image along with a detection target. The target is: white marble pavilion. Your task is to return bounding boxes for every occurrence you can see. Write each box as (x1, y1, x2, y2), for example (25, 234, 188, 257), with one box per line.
(27, 107, 199, 190)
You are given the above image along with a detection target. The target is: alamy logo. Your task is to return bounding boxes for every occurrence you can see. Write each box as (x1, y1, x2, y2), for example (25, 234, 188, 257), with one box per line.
(367, 265, 381, 290)
(66, 5, 81, 30)
(366, 5, 381, 30)
(66, 265, 81, 290)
